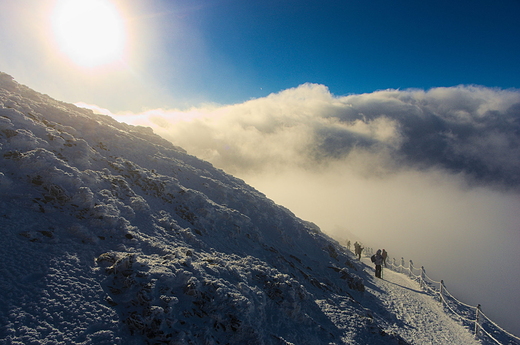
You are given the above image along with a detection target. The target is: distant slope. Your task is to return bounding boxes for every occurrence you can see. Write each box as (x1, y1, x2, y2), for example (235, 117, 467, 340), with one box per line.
(0, 72, 472, 344)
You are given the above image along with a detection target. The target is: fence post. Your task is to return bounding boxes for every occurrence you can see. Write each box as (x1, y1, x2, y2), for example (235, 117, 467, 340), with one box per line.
(401, 257, 405, 274)
(474, 304, 481, 339)
(409, 260, 414, 278)
(420, 266, 426, 289)
(439, 280, 444, 305)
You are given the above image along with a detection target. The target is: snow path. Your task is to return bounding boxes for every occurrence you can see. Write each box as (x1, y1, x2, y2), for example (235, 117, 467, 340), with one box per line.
(360, 257, 480, 345)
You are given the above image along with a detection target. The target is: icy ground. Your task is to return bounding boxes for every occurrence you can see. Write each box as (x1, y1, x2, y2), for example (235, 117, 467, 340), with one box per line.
(0, 72, 483, 344)
(358, 257, 480, 345)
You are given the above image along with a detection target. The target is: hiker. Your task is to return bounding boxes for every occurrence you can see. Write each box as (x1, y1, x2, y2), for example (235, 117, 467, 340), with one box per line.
(354, 242, 363, 260)
(372, 249, 384, 278)
(346, 240, 351, 251)
(382, 249, 388, 267)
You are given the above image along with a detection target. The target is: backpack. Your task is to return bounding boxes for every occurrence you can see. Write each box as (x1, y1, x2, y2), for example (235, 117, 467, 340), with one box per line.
(370, 254, 375, 263)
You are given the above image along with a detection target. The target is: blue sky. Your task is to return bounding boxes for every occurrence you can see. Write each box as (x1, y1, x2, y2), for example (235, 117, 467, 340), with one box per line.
(172, 0, 520, 102)
(1, 0, 519, 111)
(139, 0, 520, 107)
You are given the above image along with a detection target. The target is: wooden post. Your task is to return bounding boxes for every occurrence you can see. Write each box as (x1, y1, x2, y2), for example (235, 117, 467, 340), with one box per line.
(474, 304, 481, 338)
(440, 280, 444, 305)
(409, 260, 414, 278)
(420, 266, 426, 289)
(401, 257, 405, 274)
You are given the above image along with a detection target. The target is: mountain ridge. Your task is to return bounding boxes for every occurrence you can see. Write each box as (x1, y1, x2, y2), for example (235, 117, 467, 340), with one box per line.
(0, 72, 473, 344)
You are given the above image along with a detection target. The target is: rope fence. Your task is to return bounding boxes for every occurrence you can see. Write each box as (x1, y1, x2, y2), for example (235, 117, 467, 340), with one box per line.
(363, 247, 520, 345)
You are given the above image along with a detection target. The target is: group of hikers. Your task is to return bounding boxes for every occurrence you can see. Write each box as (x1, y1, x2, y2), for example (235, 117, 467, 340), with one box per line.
(345, 240, 365, 260)
(346, 240, 388, 279)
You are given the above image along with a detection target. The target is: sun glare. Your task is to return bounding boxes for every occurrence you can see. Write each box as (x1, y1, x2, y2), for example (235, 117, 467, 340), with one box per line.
(51, 0, 127, 68)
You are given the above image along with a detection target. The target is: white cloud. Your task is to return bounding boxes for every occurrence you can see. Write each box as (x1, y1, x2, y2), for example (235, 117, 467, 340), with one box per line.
(106, 84, 520, 185)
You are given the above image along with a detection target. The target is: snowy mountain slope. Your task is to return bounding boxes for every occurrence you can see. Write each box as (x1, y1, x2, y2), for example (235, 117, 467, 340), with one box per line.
(0, 72, 476, 344)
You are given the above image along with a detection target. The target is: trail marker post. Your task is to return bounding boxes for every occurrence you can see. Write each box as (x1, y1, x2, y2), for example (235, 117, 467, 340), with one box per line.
(420, 266, 426, 289)
(439, 280, 444, 305)
(474, 304, 481, 339)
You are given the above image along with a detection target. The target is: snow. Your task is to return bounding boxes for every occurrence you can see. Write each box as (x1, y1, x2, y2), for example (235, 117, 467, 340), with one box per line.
(359, 258, 480, 345)
(0, 71, 496, 344)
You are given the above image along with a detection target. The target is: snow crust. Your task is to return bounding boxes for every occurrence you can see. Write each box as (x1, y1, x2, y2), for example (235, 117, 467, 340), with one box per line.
(359, 258, 481, 345)
(0, 72, 481, 344)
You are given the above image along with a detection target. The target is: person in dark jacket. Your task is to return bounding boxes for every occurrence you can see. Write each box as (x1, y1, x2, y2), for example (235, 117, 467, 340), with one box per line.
(354, 242, 363, 260)
(374, 249, 384, 278)
(382, 249, 388, 267)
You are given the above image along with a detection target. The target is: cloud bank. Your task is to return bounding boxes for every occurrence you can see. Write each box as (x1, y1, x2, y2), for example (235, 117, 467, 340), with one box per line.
(103, 84, 520, 335)
(111, 84, 520, 187)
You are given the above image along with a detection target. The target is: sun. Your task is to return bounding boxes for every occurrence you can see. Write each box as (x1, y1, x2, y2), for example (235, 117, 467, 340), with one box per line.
(51, 0, 127, 68)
